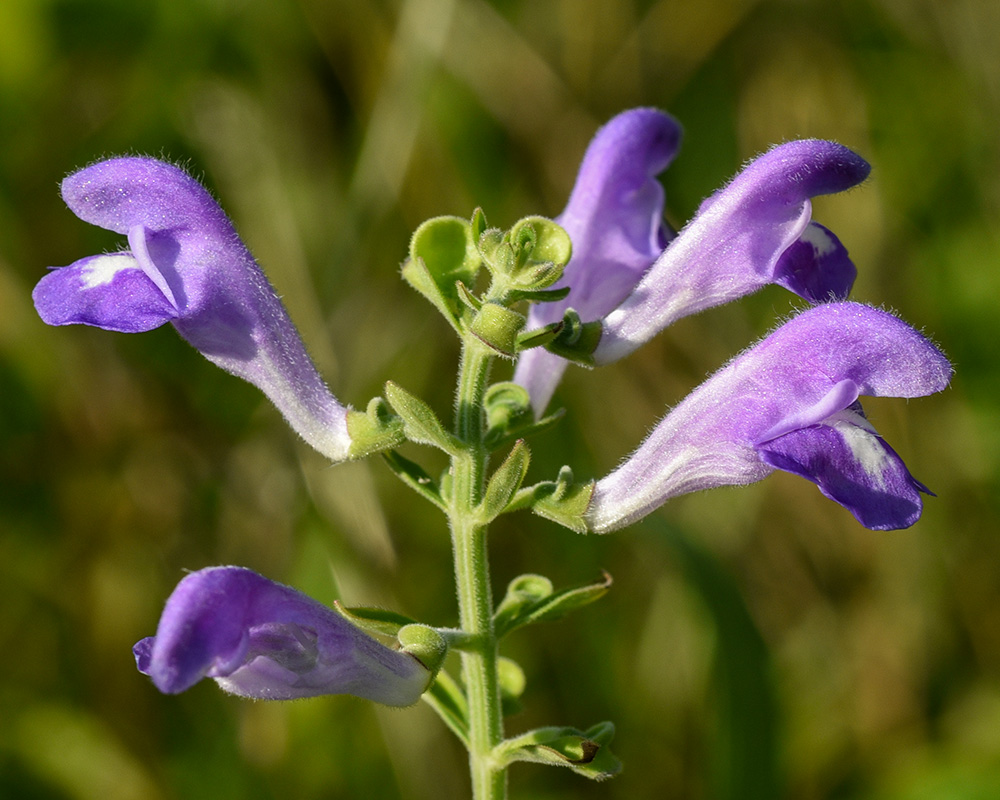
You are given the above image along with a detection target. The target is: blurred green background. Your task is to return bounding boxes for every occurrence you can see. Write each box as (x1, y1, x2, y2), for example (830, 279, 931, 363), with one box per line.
(1, 0, 998, 798)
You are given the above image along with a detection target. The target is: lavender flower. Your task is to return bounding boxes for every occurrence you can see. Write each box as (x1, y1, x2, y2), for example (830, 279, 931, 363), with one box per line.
(133, 567, 431, 705)
(594, 140, 870, 366)
(515, 122, 871, 415)
(585, 303, 951, 533)
(32, 157, 351, 461)
(513, 108, 682, 413)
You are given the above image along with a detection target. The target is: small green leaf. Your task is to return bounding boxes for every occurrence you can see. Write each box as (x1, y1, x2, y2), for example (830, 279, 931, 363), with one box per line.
(333, 602, 417, 637)
(493, 573, 554, 635)
(544, 309, 603, 366)
(481, 440, 530, 521)
(483, 382, 564, 451)
(403, 215, 482, 328)
(346, 397, 405, 459)
(531, 466, 595, 533)
(494, 572, 612, 639)
(382, 451, 445, 511)
(411, 215, 481, 287)
(476, 226, 506, 271)
(506, 285, 572, 306)
(483, 382, 532, 447)
(515, 321, 563, 352)
(495, 722, 622, 781)
(456, 280, 482, 312)
(509, 216, 573, 273)
(384, 381, 463, 455)
(470, 207, 487, 240)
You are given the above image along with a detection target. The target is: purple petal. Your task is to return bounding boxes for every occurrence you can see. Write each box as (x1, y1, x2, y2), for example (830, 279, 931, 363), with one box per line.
(38, 157, 351, 461)
(773, 223, 856, 303)
(134, 567, 429, 705)
(32, 253, 177, 333)
(758, 407, 931, 530)
(595, 140, 871, 365)
(585, 303, 951, 532)
(514, 108, 682, 413)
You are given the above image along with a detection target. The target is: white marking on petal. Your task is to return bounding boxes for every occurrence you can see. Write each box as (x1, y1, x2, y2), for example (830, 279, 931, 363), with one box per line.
(828, 415, 890, 487)
(801, 223, 836, 257)
(80, 253, 141, 289)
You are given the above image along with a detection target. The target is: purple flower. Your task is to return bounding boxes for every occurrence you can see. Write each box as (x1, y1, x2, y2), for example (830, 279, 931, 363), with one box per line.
(32, 157, 351, 461)
(585, 303, 952, 533)
(594, 140, 870, 366)
(513, 108, 682, 413)
(134, 567, 431, 705)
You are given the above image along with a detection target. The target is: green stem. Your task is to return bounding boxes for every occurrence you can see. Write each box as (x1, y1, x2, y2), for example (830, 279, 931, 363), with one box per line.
(450, 338, 506, 800)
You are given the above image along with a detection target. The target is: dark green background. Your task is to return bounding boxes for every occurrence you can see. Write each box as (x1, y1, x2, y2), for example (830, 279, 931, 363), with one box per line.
(1, 1, 997, 798)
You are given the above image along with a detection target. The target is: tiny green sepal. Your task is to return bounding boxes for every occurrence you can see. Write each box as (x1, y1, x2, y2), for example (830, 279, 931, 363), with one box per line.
(480, 440, 530, 521)
(333, 602, 417, 637)
(483, 382, 565, 451)
(381, 451, 446, 511)
(530, 466, 595, 533)
(494, 722, 622, 781)
(346, 398, 405, 458)
(384, 381, 463, 455)
(402, 215, 482, 330)
(470, 207, 487, 240)
(397, 624, 449, 676)
(544, 309, 603, 367)
(509, 216, 573, 276)
(484, 382, 533, 433)
(456, 281, 482, 313)
(505, 285, 572, 306)
(475, 226, 507, 273)
(469, 302, 526, 358)
(515, 321, 563, 353)
(493, 572, 612, 639)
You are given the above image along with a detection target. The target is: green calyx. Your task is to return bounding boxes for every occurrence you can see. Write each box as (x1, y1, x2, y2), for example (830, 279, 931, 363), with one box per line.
(397, 624, 449, 676)
(402, 211, 576, 342)
(346, 397, 405, 458)
(402, 215, 482, 331)
(478, 215, 573, 300)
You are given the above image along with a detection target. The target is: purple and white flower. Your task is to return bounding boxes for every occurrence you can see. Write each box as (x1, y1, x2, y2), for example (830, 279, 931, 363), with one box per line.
(134, 567, 430, 705)
(585, 303, 951, 532)
(514, 108, 682, 414)
(514, 114, 870, 414)
(32, 157, 351, 461)
(594, 140, 869, 366)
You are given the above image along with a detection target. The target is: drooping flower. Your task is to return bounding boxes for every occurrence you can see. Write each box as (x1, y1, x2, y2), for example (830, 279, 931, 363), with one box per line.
(585, 303, 951, 533)
(32, 157, 351, 461)
(594, 140, 870, 366)
(513, 108, 682, 414)
(133, 567, 431, 705)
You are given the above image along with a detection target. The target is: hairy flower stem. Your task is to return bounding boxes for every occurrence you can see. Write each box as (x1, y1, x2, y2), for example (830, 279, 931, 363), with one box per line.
(451, 338, 506, 799)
